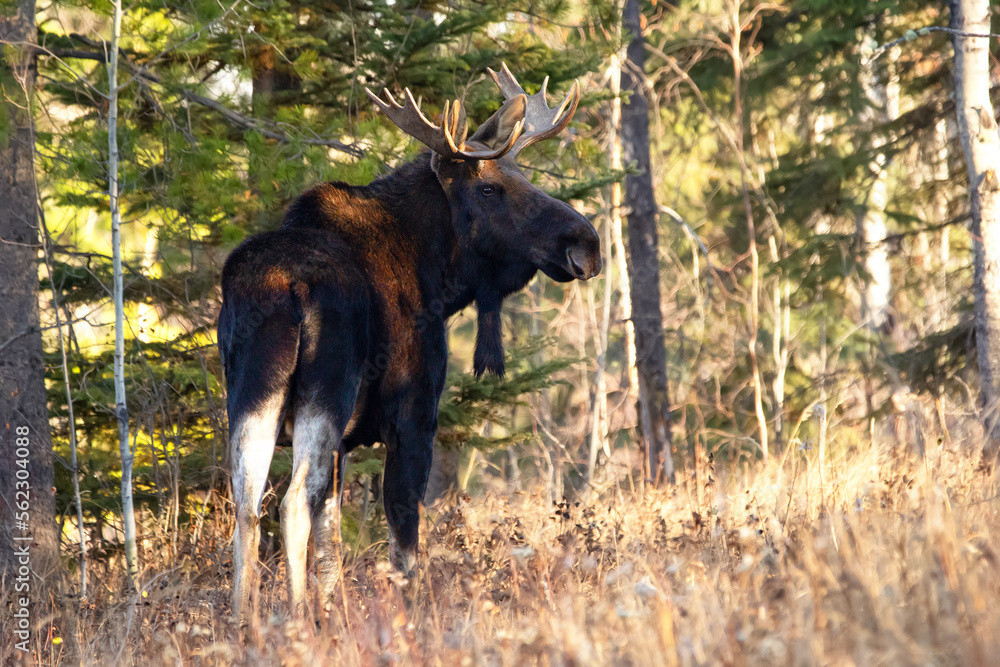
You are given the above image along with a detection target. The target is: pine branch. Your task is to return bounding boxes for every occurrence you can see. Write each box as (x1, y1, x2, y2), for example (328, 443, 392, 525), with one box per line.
(39, 43, 365, 158)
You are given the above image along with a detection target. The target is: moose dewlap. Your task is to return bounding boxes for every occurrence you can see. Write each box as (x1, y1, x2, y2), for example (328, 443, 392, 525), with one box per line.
(218, 64, 602, 619)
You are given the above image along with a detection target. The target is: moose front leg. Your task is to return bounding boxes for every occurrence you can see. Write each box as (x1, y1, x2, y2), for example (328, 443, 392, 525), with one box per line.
(382, 430, 434, 579)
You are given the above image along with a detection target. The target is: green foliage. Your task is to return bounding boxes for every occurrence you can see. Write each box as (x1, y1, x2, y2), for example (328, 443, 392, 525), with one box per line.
(437, 336, 576, 450)
(34, 0, 978, 555)
(892, 314, 976, 397)
(37, 0, 611, 544)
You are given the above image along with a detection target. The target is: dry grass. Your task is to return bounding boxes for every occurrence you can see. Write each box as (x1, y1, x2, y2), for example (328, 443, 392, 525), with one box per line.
(6, 439, 1000, 666)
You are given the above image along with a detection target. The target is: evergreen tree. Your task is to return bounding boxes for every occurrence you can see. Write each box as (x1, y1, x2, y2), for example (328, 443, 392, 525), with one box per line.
(0, 0, 59, 583)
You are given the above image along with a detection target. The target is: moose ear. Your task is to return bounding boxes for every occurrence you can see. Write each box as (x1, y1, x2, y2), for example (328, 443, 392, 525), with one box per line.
(467, 94, 527, 152)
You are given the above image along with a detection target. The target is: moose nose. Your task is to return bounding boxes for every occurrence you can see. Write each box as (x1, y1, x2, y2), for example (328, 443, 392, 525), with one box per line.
(566, 245, 602, 280)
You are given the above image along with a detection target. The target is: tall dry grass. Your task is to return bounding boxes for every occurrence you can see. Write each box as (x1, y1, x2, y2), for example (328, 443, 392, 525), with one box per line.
(5, 437, 1000, 666)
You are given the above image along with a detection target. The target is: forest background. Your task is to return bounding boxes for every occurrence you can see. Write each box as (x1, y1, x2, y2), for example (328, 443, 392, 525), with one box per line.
(3, 0, 1000, 664)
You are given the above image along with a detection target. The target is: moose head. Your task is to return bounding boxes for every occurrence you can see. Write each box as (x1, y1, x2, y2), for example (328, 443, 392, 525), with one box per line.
(366, 64, 602, 376)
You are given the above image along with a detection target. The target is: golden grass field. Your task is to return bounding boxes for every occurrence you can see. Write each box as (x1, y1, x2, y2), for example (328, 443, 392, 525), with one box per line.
(8, 439, 1000, 666)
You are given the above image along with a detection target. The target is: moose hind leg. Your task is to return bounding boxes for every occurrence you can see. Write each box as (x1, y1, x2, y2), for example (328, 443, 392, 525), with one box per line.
(231, 403, 282, 620)
(281, 403, 339, 616)
(312, 447, 347, 606)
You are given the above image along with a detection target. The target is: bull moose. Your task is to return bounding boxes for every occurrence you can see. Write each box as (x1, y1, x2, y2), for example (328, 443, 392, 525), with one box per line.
(218, 64, 602, 618)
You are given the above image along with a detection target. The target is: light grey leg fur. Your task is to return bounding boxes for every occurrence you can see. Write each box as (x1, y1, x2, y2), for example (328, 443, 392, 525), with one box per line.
(281, 404, 339, 616)
(231, 403, 281, 620)
(313, 450, 346, 608)
(388, 527, 418, 579)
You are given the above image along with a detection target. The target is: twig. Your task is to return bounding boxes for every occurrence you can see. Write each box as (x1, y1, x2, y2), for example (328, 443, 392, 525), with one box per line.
(176, 87, 364, 156)
(879, 212, 970, 246)
(116, 0, 247, 91)
(0, 328, 30, 356)
(865, 26, 1000, 65)
(0, 41, 108, 98)
(658, 204, 716, 299)
(37, 192, 89, 598)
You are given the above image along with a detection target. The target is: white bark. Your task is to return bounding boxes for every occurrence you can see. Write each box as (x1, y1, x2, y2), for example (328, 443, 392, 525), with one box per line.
(768, 236, 790, 450)
(586, 269, 610, 483)
(753, 115, 790, 452)
(608, 51, 638, 402)
(729, 0, 767, 461)
(858, 43, 898, 332)
(861, 172, 892, 330)
(108, 0, 138, 583)
(808, 99, 832, 462)
(950, 0, 1000, 458)
(587, 54, 622, 485)
(928, 116, 952, 333)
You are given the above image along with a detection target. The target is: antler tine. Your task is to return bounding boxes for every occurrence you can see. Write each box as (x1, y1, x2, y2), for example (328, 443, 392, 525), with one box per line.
(366, 87, 519, 160)
(487, 62, 580, 156)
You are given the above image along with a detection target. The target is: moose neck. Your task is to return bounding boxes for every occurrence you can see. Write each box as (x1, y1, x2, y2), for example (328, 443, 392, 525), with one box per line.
(375, 153, 536, 376)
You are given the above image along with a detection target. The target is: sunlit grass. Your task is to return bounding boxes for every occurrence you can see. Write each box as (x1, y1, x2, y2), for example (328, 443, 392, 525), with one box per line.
(7, 436, 1000, 666)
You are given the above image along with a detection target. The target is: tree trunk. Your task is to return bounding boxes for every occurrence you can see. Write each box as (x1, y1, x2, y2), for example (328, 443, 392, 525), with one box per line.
(621, 0, 674, 486)
(930, 116, 952, 334)
(251, 44, 276, 119)
(108, 0, 138, 584)
(857, 39, 898, 334)
(587, 48, 624, 486)
(0, 0, 59, 583)
(423, 444, 459, 504)
(949, 0, 1000, 461)
(610, 54, 639, 410)
(729, 0, 768, 462)
(586, 252, 611, 484)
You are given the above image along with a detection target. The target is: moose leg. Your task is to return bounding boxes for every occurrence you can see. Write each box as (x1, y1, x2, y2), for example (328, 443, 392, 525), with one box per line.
(383, 431, 434, 578)
(231, 404, 281, 620)
(282, 404, 338, 617)
(312, 447, 347, 606)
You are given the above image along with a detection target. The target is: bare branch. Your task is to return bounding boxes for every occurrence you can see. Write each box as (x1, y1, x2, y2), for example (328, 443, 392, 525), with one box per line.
(865, 25, 1000, 65)
(0, 328, 30, 356)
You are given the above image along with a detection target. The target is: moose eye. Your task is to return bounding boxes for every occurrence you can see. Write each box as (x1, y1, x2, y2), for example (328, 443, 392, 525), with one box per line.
(480, 185, 496, 197)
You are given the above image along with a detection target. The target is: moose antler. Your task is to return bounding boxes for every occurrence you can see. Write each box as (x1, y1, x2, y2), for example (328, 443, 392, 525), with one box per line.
(487, 63, 580, 156)
(366, 87, 525, 160)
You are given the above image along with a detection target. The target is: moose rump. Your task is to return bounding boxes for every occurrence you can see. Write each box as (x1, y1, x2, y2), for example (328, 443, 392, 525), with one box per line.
(218, 227, 370, 616)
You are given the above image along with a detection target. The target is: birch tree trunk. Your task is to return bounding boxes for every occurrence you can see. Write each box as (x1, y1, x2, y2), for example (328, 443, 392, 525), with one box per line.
(729, 0, 768, 461)
(930, 117, 952, 333)
(609, 47, 639, 418)
(0, 0, 59, 582)
(857, 41, 898, 334)
(586, 51, 623, 484)
(108, 0, 138, 584)
(586, 247, 611, 483)
(622, 0, 675, 485)
(950, 0, 1000, 461)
